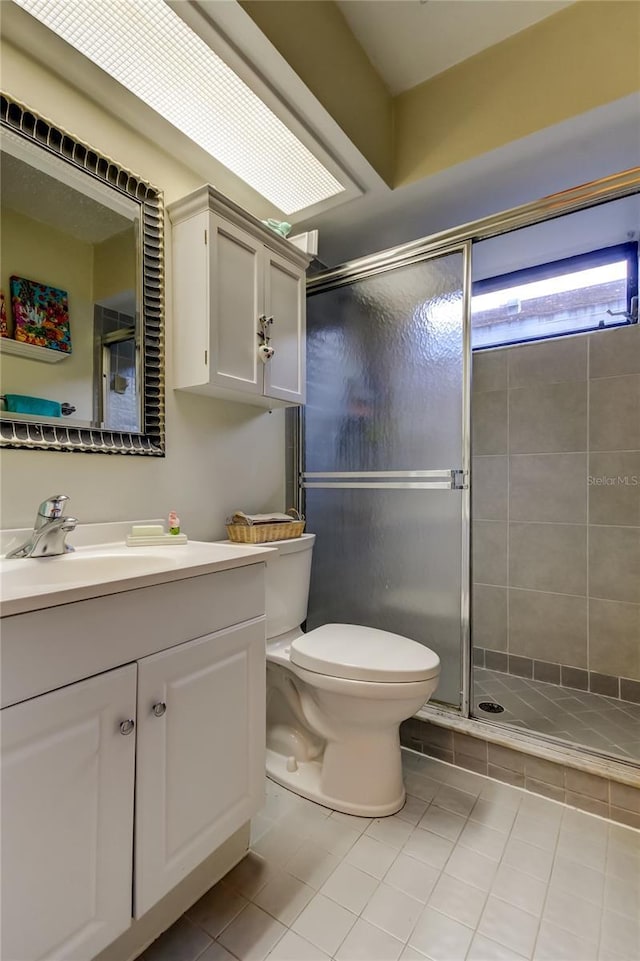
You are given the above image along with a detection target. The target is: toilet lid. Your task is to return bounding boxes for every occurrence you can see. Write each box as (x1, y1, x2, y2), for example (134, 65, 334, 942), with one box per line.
(290, 623, 440, 682)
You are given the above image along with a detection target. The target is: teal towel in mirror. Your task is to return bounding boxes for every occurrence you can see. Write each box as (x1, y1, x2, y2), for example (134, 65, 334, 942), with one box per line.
(4, 394, 62, 417)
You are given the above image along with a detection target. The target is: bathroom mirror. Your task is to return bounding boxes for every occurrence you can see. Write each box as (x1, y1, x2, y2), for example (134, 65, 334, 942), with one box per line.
(0, 93, 164, 455)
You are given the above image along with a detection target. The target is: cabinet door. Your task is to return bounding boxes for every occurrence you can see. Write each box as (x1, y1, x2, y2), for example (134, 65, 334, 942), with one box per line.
(210, 214, 263, 396)
(172, 209, 210, 390)
(263, 249, 306, 404)
(1, 665, 137, 961)
(134, 619, 266, 917)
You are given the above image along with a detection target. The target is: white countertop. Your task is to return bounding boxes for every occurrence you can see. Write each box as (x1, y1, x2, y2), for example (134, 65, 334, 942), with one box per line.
(1, 525, 276, 617)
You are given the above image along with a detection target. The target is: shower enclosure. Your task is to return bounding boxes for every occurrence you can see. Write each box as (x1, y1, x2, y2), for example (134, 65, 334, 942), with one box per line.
(296, 167, 640, 769)
(470, 195, 640, 763)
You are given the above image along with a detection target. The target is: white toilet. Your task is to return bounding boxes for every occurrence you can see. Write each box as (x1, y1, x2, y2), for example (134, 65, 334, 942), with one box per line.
(264, 533, 440, 816)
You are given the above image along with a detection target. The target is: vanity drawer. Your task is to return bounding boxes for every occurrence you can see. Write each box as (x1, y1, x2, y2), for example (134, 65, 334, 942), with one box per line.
(1, 563, 265, 709)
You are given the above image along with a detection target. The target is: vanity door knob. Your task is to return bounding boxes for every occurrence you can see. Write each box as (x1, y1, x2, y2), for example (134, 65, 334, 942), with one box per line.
(119, 719, 135, 736)
(152, 702, 167, 717)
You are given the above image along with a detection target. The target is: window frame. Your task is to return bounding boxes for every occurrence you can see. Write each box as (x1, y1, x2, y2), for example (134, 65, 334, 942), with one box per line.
(471, 241, 639, 351)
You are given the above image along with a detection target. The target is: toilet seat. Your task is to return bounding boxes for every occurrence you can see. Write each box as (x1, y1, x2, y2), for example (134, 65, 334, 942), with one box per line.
(290, 623, 440, 683)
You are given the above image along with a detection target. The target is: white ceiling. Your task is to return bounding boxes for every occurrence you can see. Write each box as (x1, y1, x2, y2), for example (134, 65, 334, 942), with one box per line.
(337, 0, 574, 94)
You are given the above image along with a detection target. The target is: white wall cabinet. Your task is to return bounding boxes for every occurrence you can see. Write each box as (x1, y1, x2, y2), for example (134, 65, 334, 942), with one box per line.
(169, 185, 310, 408)
(1, 664, 137, 961)
(134, 619, 266, 917)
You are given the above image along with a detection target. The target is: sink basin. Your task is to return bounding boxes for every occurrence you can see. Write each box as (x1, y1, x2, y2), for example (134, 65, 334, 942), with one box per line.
(0, 537, 276, 616)
(1, 550, 176, 593)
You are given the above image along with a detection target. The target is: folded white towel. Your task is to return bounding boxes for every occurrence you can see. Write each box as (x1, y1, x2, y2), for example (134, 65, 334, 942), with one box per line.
(231, 511, 295, 526)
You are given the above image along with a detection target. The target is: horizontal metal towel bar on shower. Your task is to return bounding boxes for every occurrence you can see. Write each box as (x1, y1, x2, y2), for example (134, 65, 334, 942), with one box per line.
(303, 470, 452, 478)
(301, 469, 468, 490)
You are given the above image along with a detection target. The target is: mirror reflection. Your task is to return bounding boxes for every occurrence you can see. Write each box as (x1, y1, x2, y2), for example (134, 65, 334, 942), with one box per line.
(0, 137, 141, 432)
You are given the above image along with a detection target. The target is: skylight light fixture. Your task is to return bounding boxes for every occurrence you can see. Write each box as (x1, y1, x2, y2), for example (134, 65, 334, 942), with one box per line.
(13, 0, 347, 215)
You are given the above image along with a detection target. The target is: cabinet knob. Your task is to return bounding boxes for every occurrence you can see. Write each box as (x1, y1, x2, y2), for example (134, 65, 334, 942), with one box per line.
(152, 701, 167, 717)
(258, 344, 275, 363)
(119, 719, 135, 736)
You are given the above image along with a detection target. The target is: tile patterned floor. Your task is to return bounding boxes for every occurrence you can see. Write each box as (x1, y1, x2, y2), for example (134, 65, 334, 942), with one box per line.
(139, 751, 640, 961)
(473, 668, 640, 762)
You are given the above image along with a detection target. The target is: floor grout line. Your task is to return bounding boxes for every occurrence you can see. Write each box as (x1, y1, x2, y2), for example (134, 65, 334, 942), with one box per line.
(138, 761, 640, 961)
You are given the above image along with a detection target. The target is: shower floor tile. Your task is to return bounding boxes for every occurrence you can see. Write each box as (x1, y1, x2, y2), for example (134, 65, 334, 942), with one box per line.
(473, 668, 640, 761)
(137, 753, 640, 961)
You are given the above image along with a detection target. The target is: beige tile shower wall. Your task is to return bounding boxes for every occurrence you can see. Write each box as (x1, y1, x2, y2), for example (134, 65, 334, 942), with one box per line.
(471, 325, 640, 686)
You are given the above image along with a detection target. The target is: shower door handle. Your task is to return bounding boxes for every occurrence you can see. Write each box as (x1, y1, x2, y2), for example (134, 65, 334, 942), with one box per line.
(301, 469, 468, 490)
(451, 470, 468, 490)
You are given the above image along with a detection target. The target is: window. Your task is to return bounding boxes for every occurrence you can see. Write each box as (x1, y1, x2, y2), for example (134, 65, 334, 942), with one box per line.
(471, 242, 639, 349)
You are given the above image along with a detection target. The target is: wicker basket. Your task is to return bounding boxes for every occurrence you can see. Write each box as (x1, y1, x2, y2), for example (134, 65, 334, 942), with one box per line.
(226, 509, 305, 544)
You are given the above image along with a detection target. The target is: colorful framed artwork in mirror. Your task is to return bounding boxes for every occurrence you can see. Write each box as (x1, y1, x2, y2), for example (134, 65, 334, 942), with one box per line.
(9, 275, 71, 353)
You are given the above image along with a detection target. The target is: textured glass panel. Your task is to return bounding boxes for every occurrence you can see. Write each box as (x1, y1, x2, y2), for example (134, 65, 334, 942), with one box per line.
(304, 251, 466, 708)
(305, 489, 462, 706)
(306, 254, 464, 472)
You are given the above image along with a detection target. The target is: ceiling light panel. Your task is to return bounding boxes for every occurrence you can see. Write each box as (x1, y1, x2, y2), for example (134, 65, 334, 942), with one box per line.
(14, 0, 346, 214)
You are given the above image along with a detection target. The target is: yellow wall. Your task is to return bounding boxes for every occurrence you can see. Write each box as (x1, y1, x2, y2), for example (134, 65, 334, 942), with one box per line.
(1, 0, 637, 529)
(93, 227, 136, 304)
(242, 0, 639, 190)
(240, 0, 394, 184)
(394, 1, 640, 186)
(0, 39, 287, 535)
(1, 207, 95, 420)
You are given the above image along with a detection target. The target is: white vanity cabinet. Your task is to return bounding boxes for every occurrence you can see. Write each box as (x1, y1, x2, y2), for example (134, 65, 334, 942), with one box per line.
(134, 619, 266, 917)
(169, 185, 310, 408)
(1, 664, 137, 961)
(0, 553, 270, 961)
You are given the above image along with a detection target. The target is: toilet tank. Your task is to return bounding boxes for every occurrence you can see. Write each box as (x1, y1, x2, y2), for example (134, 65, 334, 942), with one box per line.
(265, 533, 315, 639)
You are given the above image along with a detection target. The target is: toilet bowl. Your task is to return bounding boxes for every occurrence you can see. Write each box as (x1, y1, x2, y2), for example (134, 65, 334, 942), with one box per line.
(262, 534, 441, 816)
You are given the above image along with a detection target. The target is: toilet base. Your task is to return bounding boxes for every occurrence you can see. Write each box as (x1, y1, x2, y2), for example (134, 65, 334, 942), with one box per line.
(265, 748, 406, 817)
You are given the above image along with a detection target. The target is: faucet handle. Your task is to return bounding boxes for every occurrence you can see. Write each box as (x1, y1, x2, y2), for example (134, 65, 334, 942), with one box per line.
(60, 516, 77, 553)
(37, 494, 70, 519)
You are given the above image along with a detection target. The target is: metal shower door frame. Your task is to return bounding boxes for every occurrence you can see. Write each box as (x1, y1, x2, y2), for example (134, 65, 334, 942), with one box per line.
(298, 240, 473, 715)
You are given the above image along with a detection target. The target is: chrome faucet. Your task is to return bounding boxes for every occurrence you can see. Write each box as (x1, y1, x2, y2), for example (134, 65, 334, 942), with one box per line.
(6, 495, 78, 558)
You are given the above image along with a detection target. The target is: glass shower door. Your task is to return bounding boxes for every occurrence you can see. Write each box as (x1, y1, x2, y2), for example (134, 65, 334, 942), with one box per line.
(303, 246, 470, 708)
